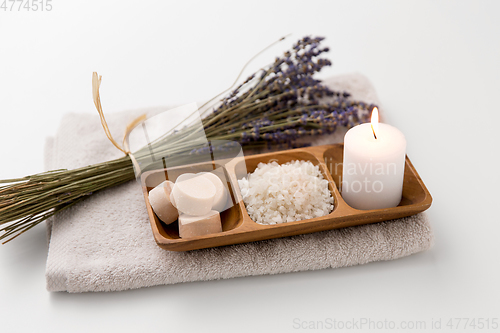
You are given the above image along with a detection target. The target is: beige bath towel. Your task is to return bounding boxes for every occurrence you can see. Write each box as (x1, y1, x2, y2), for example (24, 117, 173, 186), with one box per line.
(44, 73, 434, 292)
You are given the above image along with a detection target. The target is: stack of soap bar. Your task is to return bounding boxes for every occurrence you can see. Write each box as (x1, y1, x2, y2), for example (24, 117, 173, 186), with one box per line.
(149, 171, 229, 239)
(148, 181, 178, 225)
(172, 173, 225, 239)
(178, 210, 222, 238)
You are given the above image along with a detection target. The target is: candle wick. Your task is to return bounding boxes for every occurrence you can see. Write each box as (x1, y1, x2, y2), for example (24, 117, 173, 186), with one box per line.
(371, 124, 378, 139)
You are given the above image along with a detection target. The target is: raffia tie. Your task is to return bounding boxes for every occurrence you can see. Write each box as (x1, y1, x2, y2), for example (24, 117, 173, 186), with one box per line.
(92, 72, 146, 175)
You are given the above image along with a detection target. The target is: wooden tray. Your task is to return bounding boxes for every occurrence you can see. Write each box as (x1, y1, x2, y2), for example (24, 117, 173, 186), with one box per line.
(141, 144, 432, 251)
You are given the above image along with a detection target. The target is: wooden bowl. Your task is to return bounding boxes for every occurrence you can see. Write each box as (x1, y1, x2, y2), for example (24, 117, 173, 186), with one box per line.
(141, 144, 432, 251)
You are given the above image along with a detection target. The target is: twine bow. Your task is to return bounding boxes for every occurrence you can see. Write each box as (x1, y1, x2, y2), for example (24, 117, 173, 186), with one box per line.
(92, 72, 146, 174)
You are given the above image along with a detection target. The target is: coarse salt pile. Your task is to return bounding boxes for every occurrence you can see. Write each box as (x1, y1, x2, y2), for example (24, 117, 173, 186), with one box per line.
(238, 160, 334, 224)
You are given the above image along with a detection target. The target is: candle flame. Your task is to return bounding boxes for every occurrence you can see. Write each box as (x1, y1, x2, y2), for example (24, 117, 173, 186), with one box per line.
(371, 107, 379, 139)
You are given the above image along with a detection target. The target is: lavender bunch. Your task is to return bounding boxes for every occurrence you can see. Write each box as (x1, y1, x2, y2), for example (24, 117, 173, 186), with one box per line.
(0, 36, 376, 243)
(200, 36, 375, 150)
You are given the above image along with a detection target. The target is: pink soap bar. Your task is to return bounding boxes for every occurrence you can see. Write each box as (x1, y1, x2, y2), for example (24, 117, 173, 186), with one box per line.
(178, 210, 222, 238)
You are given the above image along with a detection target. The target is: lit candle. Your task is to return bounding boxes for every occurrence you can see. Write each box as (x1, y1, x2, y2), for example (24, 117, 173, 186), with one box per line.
(341, 108, 406, 210)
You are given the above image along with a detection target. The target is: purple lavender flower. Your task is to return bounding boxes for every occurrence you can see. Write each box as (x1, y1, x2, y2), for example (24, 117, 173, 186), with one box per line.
(201, 36, 377, 150)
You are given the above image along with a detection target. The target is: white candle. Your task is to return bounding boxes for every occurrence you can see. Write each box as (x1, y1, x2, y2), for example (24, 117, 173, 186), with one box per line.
(341, 108, 406, 210)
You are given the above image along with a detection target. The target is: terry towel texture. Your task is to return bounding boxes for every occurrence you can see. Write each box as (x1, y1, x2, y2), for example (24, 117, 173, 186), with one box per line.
(45, 74, 434, 293)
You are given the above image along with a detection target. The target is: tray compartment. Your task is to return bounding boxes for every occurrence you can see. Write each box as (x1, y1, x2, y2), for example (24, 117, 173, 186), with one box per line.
(230, 149, 341, 226)
(142, 162, 243, 242)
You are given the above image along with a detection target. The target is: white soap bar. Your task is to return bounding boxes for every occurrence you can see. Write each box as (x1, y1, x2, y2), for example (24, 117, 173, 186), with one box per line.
(148, 180, 178, 224)
(199, 172, 229, 212)
(170, 173, 216, 216)
(178, 210, 222, 238)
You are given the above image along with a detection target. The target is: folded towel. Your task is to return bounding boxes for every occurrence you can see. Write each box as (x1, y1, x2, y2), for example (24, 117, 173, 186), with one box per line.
(44, 73, 434, 293)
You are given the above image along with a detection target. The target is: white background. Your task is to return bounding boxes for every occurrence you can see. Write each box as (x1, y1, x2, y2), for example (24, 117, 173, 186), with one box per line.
(1, 0, 499, 332)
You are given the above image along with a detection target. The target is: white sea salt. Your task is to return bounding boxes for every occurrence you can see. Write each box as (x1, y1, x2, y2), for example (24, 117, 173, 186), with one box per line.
(238, 160, 334, 224)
